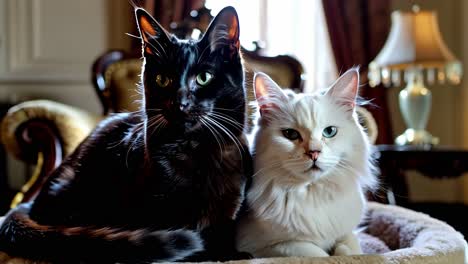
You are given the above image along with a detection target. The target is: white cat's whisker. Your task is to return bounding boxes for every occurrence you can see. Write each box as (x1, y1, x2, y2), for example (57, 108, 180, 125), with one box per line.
(251, 161, 286, 178)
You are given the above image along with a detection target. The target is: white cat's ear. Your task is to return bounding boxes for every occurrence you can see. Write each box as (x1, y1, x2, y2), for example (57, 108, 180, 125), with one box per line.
(254, 72, 288, 115)
(326, 68, 359, 109)
(135, 8, 171, 54)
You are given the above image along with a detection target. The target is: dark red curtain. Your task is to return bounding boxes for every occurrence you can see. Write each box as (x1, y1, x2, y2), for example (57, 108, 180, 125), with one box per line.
(322, 0, 393, 144)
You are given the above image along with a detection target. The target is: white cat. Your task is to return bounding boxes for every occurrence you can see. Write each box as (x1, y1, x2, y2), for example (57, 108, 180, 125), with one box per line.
(236, 69, 378, 258)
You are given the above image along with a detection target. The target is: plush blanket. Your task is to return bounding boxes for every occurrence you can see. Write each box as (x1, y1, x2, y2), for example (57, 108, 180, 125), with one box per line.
(0, 202, 466, 264)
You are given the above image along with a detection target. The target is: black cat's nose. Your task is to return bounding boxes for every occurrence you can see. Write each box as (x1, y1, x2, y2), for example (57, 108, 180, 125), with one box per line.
(179, 102, 189, 112)
(306, 150, 321, 161)
(177, 96, 192, 113)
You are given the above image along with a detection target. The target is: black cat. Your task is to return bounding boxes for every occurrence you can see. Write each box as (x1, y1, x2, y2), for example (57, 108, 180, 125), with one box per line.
(0, 6, 252, 264)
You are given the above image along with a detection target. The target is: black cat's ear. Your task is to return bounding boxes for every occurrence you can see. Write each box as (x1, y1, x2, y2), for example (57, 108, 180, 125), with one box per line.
(135, 8, 170, 54)
(254, 72, 288, 116)
(326, 67, 359, 109)
(201, 6, 240, 53)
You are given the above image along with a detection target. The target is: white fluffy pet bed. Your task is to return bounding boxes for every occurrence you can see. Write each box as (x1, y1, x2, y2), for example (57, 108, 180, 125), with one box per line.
(0, 202, 466, 264)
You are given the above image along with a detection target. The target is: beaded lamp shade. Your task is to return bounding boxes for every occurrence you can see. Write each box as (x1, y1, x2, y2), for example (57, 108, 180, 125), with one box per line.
(368, 8, 462, 88)
(368, 7, 462, 146)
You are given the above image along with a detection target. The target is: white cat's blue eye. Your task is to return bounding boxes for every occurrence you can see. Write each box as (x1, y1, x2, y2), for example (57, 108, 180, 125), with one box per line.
(322, 126, 338, 138)
(196, 72, 214, 86)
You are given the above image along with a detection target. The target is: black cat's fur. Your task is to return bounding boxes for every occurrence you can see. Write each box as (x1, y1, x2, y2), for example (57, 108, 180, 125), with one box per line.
(0, 7, 252, 263)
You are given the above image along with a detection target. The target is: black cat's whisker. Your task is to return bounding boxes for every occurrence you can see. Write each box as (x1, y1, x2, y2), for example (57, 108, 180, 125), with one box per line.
(109, 115, 152, 149)
(212, 107, 240, 113)
(204, 116, 241, 147)
(208, 112, 244, 132)
(201, 116, 228, 150)
(203, 116, 244, 161)
(146, 114, 167, 137)
(148, 117, 167, 139)
(125, 136, 141, 168)
(125, 32, 141, 40)
(109, 134, 130, 149)
(116, 107, 163, 118)
(146, 108, 163, 112)
(212, 110, 243, 119)
(210, 110, 242, 121)
(201, 116, 226, 153)
(145, 114, 164, 129)
(199, 118, 224, 160)
(125, 114, 165, 167)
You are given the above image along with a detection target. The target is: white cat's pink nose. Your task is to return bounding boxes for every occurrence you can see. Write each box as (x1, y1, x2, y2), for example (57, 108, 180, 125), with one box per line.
(307, 150, 320, 161)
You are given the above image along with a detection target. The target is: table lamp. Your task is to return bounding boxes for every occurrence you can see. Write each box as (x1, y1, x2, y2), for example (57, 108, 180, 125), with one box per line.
(368, 5, 462, 146)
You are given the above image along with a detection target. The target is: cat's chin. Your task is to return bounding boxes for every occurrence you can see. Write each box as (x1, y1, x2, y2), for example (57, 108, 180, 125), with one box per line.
(305, 170, 324, 182)
(283, 169, 325, 186)
(165, 116, 203, 132)
(301, 163, 325, 180)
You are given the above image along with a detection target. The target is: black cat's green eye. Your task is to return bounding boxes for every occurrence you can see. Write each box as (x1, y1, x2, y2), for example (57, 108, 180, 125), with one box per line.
(322, 126, 338, 138)
(282, 128, 301, 141)
(196, 72, 214, 86)
(156, 74, 171, 87)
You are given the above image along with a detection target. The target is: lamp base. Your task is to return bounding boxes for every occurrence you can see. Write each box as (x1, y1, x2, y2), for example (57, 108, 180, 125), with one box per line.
(395, 128, 439, 146)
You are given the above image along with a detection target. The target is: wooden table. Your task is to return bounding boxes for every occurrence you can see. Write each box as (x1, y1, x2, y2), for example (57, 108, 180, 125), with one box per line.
(374, 144, 468, 205)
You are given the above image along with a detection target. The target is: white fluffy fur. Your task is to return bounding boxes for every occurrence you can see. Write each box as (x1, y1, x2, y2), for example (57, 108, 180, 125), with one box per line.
(236, 69, 378, 258)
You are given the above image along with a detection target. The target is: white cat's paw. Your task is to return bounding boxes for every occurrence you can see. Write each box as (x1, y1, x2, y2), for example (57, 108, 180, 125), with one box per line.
(333, 244, 351, 256)
(258, 241, 329, 258)
(333, 233, 362, 256)
(333, 243, 362, 256)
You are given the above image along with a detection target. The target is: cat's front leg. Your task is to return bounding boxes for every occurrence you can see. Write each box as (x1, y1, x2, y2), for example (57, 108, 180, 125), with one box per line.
(332, 233, 362, 256)
(256, 241, 329, 258)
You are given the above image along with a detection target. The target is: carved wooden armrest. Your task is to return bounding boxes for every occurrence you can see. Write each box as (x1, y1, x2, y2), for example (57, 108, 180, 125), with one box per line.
(0, 100, 101, 207)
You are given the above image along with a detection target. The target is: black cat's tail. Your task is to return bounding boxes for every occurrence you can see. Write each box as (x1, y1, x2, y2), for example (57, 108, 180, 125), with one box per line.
(0, 203, 203, 263)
